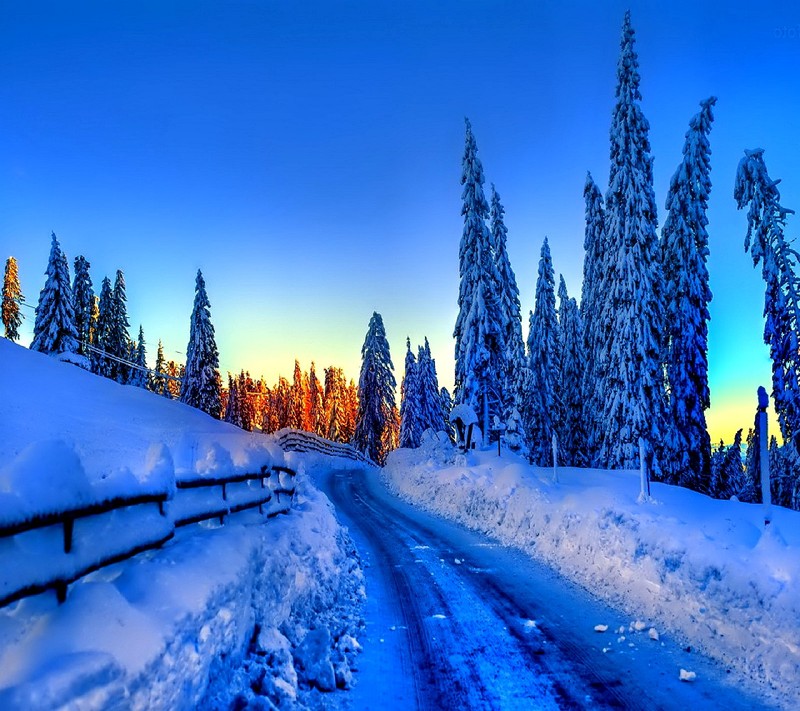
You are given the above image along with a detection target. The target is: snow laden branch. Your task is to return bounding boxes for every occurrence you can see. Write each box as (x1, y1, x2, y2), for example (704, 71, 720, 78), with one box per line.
(734, 149, 800, 447)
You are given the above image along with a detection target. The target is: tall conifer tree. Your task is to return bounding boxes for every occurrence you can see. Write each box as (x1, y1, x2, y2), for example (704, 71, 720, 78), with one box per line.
(525, 238, 560, 465)
(490, 185, 525, 416)
(580, 174, 608, 462)
(400, 338, 422, 448)
(353, 312, 398, 464)
(735, 149, 800, 448)
(598, 12, 664, 470)
(92, 277, 113, 375)
(454, 118, 506, 438)
(308, 362, 325, 436)
(72, 256, 94, 355)
(2, 256, 24, 341)
(661, 98, 716, 487)
(181, 270, 221, 418)
(150, 339, 167, 394)
(557, 276, 586, 466)
(31, 232, 78, 356)
(129, 325, 148, 388)
(108, 270, 131, 383)
(224, 373, 241, 426)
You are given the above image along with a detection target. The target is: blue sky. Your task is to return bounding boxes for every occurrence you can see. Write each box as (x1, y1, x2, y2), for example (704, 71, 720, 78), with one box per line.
(2, 0, 799, 443)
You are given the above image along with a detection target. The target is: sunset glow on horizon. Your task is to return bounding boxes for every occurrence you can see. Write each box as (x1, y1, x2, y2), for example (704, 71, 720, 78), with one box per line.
(2, 1, 798, 445)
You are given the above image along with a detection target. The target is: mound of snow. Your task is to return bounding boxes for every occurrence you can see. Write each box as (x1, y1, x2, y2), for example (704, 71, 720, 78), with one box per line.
(383, 437, 800, 707)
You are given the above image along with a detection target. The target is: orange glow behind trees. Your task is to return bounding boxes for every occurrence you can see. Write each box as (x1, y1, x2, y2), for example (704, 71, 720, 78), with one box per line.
(221, 359, 359, 444)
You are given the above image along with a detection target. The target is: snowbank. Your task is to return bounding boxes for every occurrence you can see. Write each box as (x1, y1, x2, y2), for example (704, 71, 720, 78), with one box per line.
(0, 338, 366, 708)
(0, 476, 364, 709)
(0, 338, 283, 519)
(382, 436, 800, 708)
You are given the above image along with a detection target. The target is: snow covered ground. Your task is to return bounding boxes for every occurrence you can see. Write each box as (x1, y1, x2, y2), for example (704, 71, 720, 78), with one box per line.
(0, 340, 366, 709)
(382, 432, 800, 709)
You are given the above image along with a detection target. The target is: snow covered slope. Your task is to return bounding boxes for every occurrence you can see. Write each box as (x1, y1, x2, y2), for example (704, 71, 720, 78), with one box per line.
(0, 338, 282, 500)
(383, 433, 800, 709)
(0, 340, 365, 709)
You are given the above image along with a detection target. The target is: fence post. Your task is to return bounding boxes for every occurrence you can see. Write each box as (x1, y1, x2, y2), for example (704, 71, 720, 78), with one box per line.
(552, 433, 559, 484)
(639, 437, 650, 501)
(63, 517, 74, 553)
(757, 386, 772, 526)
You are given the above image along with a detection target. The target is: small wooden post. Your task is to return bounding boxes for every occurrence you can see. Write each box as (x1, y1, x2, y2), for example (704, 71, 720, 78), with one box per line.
(55, 581, 68, 604)
(63, 518, 74, 554)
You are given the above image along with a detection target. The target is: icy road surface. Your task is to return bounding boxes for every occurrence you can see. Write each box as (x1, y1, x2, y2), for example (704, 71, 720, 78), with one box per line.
(322, 467, 774, 710)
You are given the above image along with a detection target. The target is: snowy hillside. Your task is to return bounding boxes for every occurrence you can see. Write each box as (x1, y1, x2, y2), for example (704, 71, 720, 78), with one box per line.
(383, 433, 800, 709)
(0, 340, 365, 709)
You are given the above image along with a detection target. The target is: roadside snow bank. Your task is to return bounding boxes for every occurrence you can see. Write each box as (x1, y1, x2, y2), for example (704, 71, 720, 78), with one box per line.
(0, 474, 364, 710)
(0, 339, 284, 519)
(382, 435, 800, 708)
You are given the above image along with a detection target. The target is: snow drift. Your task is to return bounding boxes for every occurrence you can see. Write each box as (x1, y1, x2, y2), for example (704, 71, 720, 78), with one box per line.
(0, 339, 366, 709)
(383, 432, 800, 708)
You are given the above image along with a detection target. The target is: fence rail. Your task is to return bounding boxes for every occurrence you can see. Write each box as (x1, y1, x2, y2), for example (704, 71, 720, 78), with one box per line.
(0, 464, 296, 609)
(276, 429, 375, 466)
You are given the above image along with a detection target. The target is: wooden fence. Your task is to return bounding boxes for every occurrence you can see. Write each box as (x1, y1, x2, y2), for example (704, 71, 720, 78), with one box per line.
(276, 429, 375, 466)
(0, 464, 296, 609)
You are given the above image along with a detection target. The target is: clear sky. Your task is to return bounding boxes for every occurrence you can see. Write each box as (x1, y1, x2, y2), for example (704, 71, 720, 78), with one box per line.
(2, 0, 799, 444)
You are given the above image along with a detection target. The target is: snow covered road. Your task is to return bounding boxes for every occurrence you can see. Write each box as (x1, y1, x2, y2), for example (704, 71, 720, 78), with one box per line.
(323, 467, 773, 710)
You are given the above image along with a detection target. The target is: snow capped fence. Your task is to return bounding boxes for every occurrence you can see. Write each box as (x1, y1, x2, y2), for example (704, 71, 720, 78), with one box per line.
(172, 466, 295, 527)
(277, 429, 376, 466)
(0, 464, 296, 609)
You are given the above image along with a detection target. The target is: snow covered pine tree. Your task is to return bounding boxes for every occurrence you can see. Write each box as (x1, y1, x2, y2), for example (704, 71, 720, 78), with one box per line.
(525, 238, 560, 466)
(454, 118, 507, 439)
(353, 312, 398, 464)
(72, 255, 94, 355)
(598, 12, 665, 472)
(557, 276, 586, 466)
(735, 149, 800, 467)
(490, 185, 526, 419)
(400, 338, 422, 448)
(661, 97, 716, 488)
(30, 232, 79, 358)
(181, 269, 222, 418)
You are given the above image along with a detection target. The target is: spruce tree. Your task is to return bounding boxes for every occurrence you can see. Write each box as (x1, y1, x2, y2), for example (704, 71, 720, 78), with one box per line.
(734, 149, 800, 450)
(150, 339, 167, 395)
(224, 373, 241, 426)
(490, 185, 525, 416)
(353, 312, 398, 464)
(400, 338, 422, 448)
(598, 12, 665, 471)
(308, 362, 325, 436)
(418, 338, 447, 435)
(30, 232, 79, 356)
(557, 276, 586, 466)
(289, 360, 306, 430)
(181, 269, 221, 418)
(440, 386, 455, 440)
(454, 118, 506, 438)
(710, 429, 744, 500)
(580, 173, 608, 462)
(2, 256, 24, 341)
(661, 98, 716, 488)
(129, 325, 148, 388)
(525, 238, 560, 466)
(325, 367, 348, 442)
(72, 256, 94, 355)
(92, 276, 113, 375)
(107, 270, 131, 383)
(240, 371, 256, 431)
